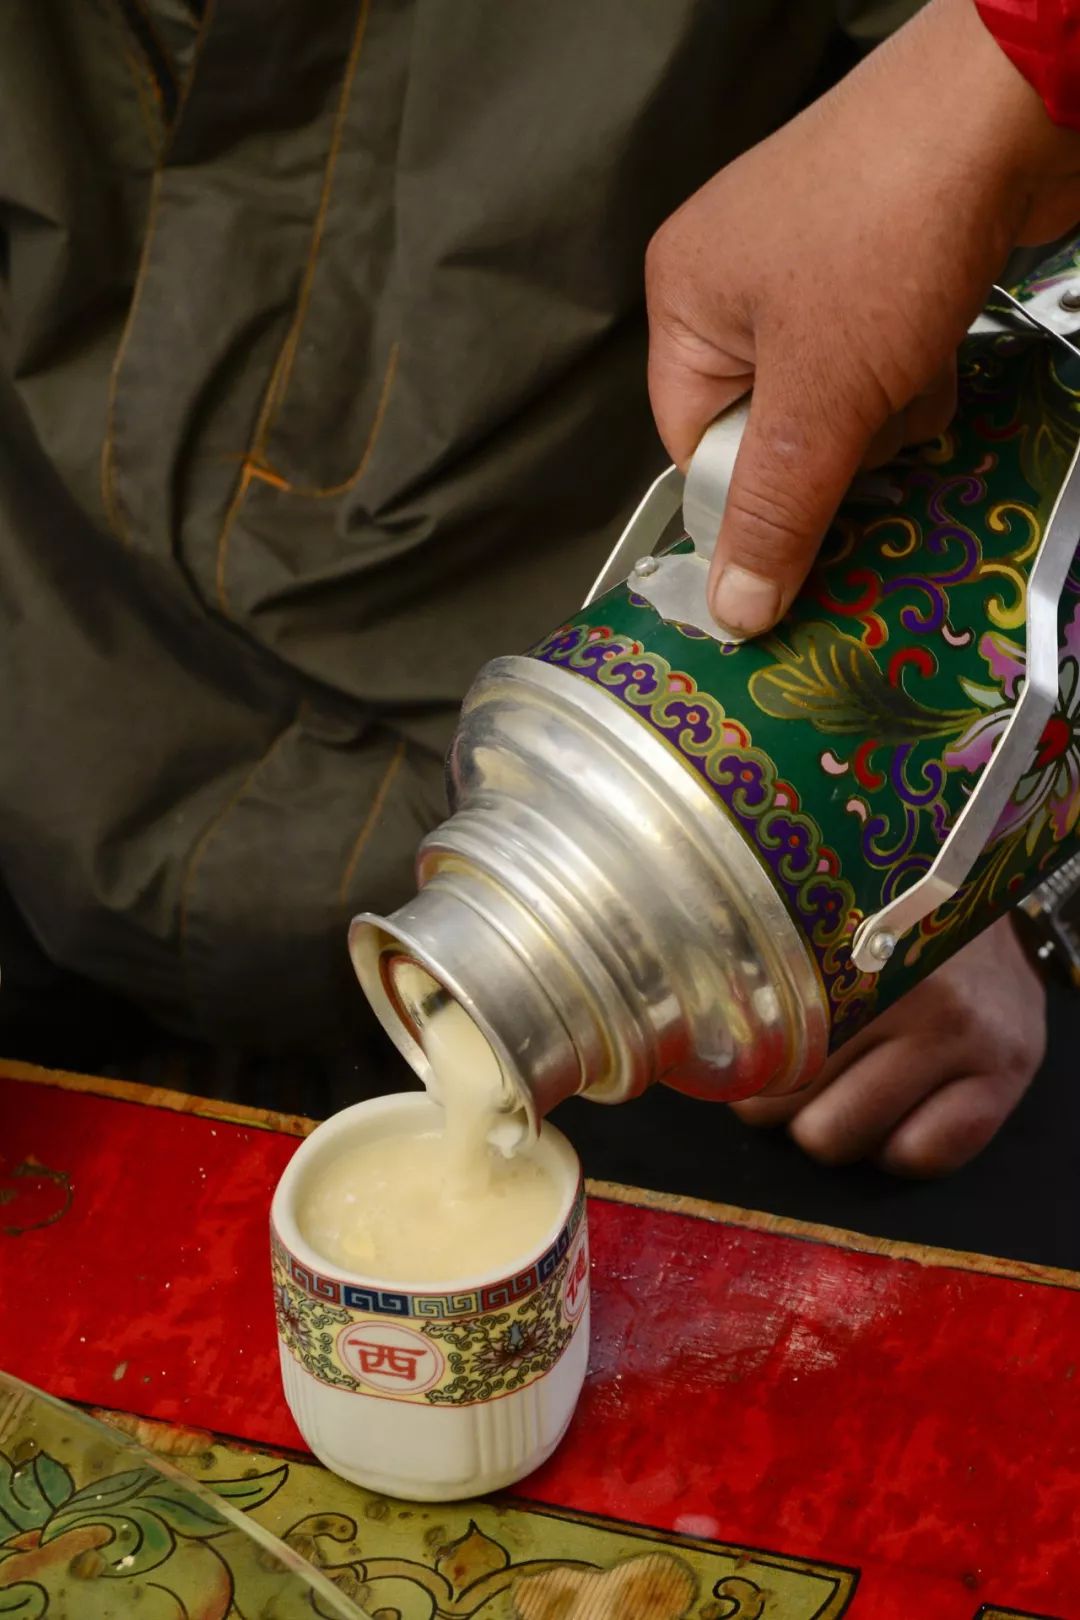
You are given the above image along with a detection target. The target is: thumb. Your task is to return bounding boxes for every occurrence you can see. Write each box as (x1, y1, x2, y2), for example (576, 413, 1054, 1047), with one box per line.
(707, 368, 871, 637)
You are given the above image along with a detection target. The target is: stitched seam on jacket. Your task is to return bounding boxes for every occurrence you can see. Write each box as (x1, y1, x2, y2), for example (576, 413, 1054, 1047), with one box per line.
(250, 339, 400, 501)
(115, 0, 179, 123)
(337, 739, 406, 906)
(211, 0, 375, 615)
(100, 0, 217, 544)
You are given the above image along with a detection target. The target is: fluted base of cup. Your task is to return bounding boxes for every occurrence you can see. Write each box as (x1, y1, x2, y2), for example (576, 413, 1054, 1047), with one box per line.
(280, 1306, 589, 1502)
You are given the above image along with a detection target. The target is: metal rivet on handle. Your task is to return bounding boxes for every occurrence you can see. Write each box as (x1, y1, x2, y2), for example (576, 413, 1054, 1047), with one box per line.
(1059, 285, 1080, 312)
(867, 930, 896, 964)
(632, 555, 659, 578)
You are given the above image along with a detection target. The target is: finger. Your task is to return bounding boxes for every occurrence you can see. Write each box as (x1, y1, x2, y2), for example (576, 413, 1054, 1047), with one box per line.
(901, 360, 957, 447)
(706, 364, 877, 637)
(730, 1068, 833, 1128)
(877, 1065, 1037, 1178)
(860, 412, 906, 471)
(858, 361, 957, 470)
(786, 1037, 950, 1167)
(644, 217, 756, 470)
(731, 1018, 886, 1129)
(646, 323, 753, 472)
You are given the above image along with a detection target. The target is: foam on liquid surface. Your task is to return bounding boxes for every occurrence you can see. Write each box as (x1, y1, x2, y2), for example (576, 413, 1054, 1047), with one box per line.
(299, 1000, 560, 1284)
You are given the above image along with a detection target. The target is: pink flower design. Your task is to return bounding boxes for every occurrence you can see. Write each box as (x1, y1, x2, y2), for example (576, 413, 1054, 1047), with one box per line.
(945, 602, 1080, 846)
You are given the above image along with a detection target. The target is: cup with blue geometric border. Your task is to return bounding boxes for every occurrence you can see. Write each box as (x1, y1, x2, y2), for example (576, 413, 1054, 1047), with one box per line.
(270, 1092, 590, 1501)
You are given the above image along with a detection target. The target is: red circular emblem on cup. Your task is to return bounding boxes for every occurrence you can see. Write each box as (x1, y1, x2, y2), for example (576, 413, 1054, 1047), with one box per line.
(338, 1321, 445, 1396)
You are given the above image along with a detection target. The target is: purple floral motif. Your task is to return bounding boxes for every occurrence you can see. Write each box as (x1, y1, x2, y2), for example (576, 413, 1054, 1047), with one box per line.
(541, 626, 587, 660)
(890, 747, 946, 807)
(879, 471, 985, 634)
(946, 602, 1080, 844)
(608, 655, 661, 697)
(861, 802, 920, 869)
(765, 815, 815, 873)
(882, 852, 933, 904)
(715, 752, 769, 810)
(662, 698, 715, 747)
(801, 878, 849, 930)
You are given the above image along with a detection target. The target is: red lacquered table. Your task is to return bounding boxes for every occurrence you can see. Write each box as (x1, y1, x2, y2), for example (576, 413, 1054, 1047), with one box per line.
(1, 1060, 1076, 1619)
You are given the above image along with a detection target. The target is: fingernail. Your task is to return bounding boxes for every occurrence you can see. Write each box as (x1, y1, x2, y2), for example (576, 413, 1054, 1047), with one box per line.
(709, 564, 782, 638)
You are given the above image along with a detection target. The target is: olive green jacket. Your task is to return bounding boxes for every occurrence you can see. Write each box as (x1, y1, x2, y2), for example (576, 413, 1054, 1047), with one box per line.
(0, 1, 913, 1052)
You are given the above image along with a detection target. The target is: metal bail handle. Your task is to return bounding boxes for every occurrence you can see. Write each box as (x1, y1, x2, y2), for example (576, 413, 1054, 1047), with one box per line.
(582, 398, 750, 625)
(851, 288, 1080, 972)
(683, 400, 752, 563)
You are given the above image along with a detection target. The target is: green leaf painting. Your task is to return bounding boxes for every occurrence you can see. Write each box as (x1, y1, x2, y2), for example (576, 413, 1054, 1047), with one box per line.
(0, 1586, 47, 1618)
(0, 1456, 73, 1540)
(749, 623, 974, 743)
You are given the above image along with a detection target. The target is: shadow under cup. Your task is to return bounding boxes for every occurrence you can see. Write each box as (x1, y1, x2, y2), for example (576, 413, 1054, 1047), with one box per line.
(270, 1094, 590, 1502)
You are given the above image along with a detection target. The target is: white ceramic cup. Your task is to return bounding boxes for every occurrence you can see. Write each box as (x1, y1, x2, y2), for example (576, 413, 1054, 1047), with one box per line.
(270, 1093, 590, 1502)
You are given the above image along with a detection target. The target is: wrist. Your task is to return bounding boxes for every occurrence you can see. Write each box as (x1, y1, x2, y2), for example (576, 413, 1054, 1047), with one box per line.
(873, 0, 1080, 249)
(951, 0, 1080, 243)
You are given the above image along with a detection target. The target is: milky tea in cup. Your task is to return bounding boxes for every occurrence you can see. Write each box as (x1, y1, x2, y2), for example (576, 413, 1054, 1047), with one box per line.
(270, 1009, 589, 1501)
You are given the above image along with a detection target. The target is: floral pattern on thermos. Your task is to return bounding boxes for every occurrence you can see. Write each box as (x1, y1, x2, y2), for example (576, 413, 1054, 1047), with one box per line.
(533, 330, 1080, 1045)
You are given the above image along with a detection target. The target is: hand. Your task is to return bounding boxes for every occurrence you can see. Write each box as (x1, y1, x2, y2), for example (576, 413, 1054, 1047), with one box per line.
(646, 0, 1080, 638)
(732, 917, 1046, 1176)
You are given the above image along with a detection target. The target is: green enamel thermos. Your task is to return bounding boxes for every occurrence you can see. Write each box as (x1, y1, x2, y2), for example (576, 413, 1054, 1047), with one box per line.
(350, 257, 1080, 1137)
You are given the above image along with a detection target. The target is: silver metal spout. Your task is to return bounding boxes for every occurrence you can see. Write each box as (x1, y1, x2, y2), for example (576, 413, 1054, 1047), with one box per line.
(349, 877, 587, 1137)
(351, 655, 829, 1121)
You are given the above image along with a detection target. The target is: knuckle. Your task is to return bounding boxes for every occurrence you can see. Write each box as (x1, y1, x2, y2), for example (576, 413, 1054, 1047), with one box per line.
(882, 1054, 1039, 1180)
(921, 972, 979, 1043)
(644, 221, 687, 309)
(643, 236, 665, 299)
(882, 1134, 953, 1179)
(887, 1099, 999, 1180)
(945, 994, 980, 1045)
(894, 1120, 973, 1178)
(644, 223, 670, 276)
(998, 1019, 1046, 1082)
(787, 1110, 859, 1168)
